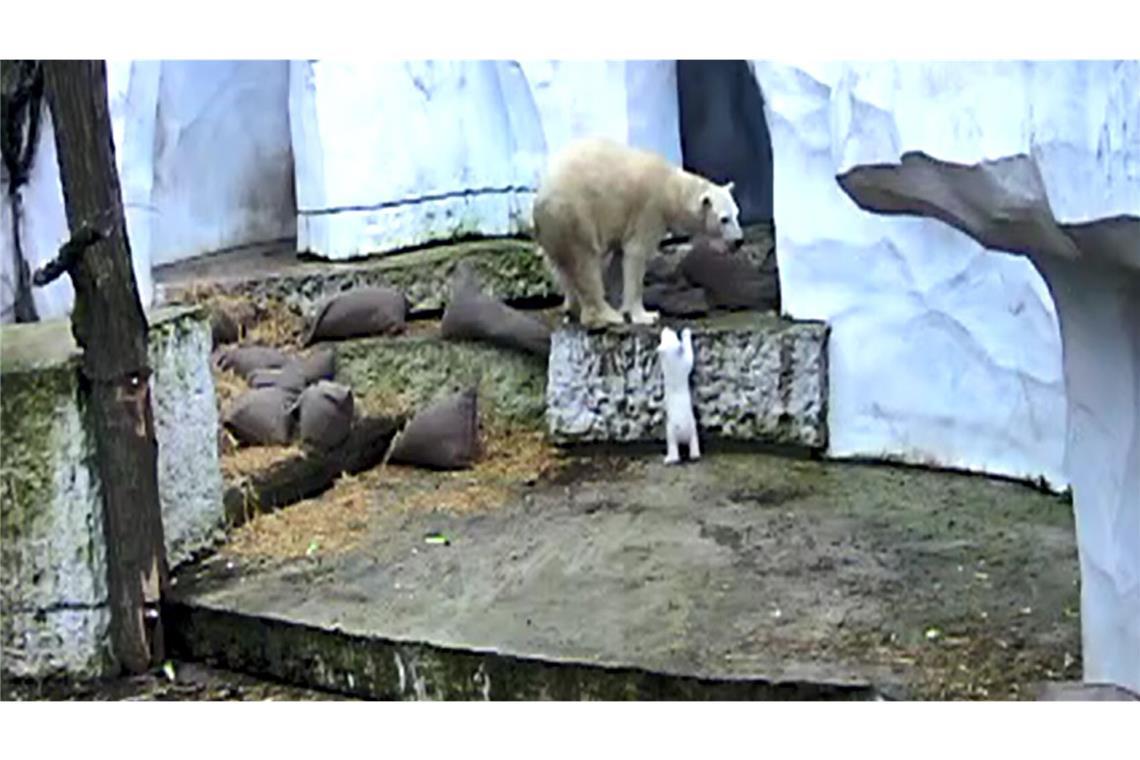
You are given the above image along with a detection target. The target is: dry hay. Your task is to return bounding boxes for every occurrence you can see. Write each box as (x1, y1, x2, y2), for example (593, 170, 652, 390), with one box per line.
(212, 366, 247, 416)
(178, 284, 306, 349)
(219, 443, 305, 483)
(245, 297, 306, 348)
(353, 385, 417, 419)
(223, 469, 382, 561)
(381, 424, 563, 516)
(403, 318, 441, 338)
(220, 422, 563, 563)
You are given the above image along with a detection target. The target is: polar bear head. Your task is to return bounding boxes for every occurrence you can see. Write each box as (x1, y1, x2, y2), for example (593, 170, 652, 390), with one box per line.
(697, 181, 744, 249)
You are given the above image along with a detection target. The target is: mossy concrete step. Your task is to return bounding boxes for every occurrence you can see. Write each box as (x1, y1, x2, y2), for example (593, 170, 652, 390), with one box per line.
(1, 306, 222, 680)
(547, 313, 829, 449)
(155, 238, 557, 318)
(332, 327, 550, 430)
(163, 601, 874, 700)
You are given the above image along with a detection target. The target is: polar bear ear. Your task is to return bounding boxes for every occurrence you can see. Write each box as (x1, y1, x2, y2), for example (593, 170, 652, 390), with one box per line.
(723, 181, 735, 194)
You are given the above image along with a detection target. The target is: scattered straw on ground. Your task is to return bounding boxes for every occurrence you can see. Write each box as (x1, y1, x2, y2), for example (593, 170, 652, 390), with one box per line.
(180, 286, 307, 349)
(219, 419, 565, 563)
(219, 443, 306, 482)
(403, 319, 442, 338)
(212, 367, 247, 416)
(381, 424, 564, 516)
(245, 297, 306, 348)
(224, 470, 381, 561)
(354, 386, 417, 419)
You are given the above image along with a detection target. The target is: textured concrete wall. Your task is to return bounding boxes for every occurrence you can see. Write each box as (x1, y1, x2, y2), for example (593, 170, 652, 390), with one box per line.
(547, 315, 828, 449)
(0, 306, 222, 679)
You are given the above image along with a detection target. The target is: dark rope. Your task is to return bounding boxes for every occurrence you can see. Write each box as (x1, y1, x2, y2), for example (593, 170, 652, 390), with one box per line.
(1, 60, 45, 322)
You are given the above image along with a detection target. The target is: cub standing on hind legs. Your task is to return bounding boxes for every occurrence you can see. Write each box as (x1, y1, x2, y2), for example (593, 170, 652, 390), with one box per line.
(658, 326, 700, 465)
(533, 138, 744, 329)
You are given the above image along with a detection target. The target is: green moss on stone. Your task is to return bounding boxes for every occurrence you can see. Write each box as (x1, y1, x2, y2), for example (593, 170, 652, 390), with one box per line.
(0, 305, 205, 545)
(0, 364, 80, 544)
(335, 335, 547, 430)
(375, 238, 556, 311)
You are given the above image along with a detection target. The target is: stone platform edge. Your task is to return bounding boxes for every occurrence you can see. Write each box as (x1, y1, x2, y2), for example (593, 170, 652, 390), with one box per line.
(546, 313, 830, 451)
(164, 599, 876, 701)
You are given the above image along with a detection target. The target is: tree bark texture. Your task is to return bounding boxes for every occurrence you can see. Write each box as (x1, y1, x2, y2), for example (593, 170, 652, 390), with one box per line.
(42, 60, 167, 674)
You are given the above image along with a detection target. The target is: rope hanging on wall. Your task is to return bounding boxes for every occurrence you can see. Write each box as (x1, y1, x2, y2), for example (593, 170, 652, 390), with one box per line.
(1, 60, 45, 323)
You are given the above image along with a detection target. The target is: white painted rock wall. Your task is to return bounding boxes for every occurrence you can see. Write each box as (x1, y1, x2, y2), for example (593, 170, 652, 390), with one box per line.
(751, 61, 1068, 488)
(291, 60, 682, 260)
(0, 60, 296, 322)
(753, 60, 1139, 692)
(518, 60, 682, 163)
(290, 60, 539, 259)
(148, 61, 295, 266)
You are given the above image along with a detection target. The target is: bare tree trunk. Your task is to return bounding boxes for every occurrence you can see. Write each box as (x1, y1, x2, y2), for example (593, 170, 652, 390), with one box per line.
(41, 60, 167, 674)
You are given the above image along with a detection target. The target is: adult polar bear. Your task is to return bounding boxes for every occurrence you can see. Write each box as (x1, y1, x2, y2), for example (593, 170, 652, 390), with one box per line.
(533, 138, 744, 328)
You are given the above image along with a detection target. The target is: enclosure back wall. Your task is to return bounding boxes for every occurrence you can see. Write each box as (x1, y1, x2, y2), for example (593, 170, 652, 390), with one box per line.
(2, 58, 1069, 491)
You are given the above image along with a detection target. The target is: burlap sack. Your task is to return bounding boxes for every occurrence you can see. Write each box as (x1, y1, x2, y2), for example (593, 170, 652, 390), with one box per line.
(297, 381, 355, 451)
(223, 386, 298, 446)
(247, 363, 308, 395)
(602, 249, 703, 317)
(304, 286, 407, 346)
(208, 300, 258, 347)
(644, 282, 710, 317)
(298, 347, 336, 384)
(441, 262, 551, 356)
(388, 387, 479, 470)
(680, 241, 777, 310)
(214, 345, 290, 378)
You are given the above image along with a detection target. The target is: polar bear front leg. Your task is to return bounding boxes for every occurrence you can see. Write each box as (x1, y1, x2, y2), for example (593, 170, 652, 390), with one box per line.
(620, 240, 659, 325)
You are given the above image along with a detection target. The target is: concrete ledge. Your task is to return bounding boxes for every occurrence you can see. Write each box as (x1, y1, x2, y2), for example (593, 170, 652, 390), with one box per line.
(164, 601, 876, 701)
(546, 313, 829, 449)
(155, 238, 558, 318)
(1, 306, 222, 679)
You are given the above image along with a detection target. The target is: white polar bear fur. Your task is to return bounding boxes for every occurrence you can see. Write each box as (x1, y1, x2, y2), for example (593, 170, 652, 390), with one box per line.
(532, 137, 743, 329)
(658, 326, 700, 465)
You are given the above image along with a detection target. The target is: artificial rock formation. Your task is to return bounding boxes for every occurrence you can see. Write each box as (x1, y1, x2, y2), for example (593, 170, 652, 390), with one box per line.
(753, 60, 1139, 692)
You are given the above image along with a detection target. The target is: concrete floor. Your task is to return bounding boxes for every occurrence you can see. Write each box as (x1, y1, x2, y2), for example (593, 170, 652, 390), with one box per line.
(174, 448, 1081, 699)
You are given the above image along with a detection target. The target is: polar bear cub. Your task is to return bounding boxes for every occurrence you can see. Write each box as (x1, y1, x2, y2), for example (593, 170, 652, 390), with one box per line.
(658, 326, 699, 465)
(533, 138, 743, 329)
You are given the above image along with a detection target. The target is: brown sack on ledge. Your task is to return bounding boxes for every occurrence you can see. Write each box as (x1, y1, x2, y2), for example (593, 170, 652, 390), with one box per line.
(388, 387, 480, 470)
(304, 286, 407, 346)
(297, 381, 355, 451)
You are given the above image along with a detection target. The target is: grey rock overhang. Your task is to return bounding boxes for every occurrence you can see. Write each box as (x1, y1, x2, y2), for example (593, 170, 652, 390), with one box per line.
(836, 150, 1140, 273)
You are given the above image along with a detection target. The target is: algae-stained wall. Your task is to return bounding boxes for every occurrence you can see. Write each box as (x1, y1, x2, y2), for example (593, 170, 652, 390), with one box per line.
(0, 306, 223, 679)
(1, 328, 112, 679)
